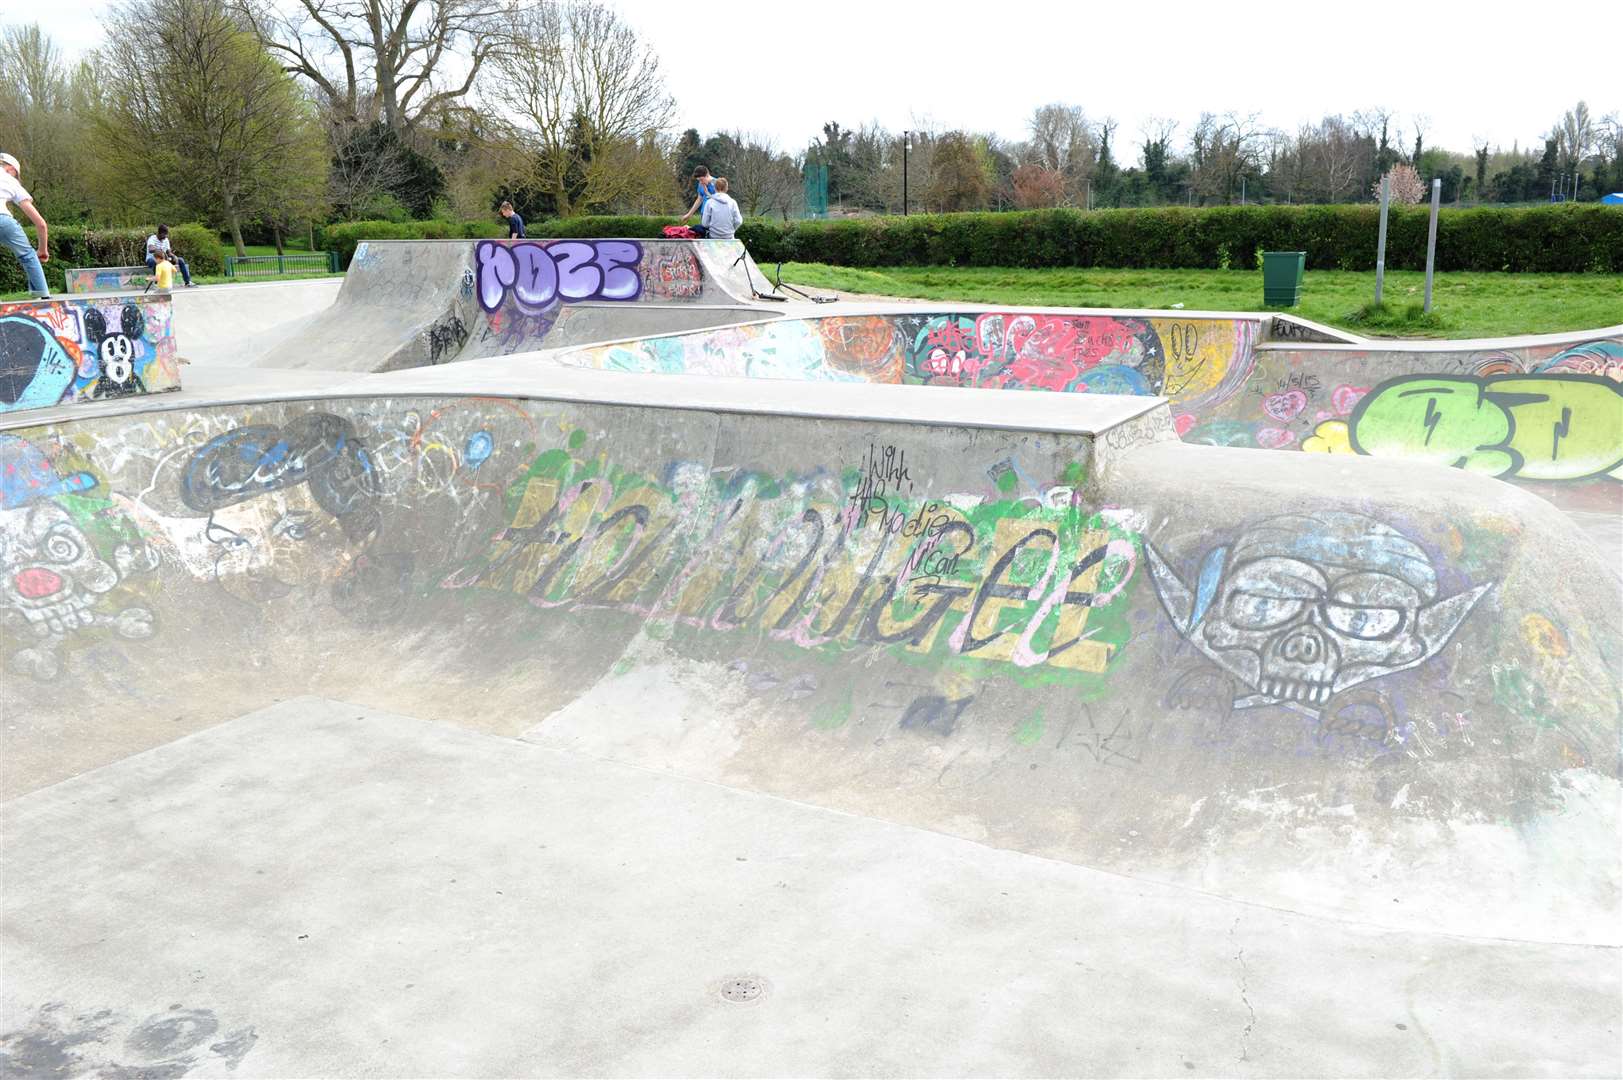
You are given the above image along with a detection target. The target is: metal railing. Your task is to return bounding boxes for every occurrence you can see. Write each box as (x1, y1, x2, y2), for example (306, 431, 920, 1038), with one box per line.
(223, 252, 340, 279)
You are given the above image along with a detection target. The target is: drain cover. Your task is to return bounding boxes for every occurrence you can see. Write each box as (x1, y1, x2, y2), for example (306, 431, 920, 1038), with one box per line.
(718, 975, 768, 1003)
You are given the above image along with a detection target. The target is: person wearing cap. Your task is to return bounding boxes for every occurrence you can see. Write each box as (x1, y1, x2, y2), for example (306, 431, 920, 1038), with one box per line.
(0, 152, 51, 298)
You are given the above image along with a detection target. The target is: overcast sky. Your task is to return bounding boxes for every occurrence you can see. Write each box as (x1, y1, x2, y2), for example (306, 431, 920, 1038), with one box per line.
(26, 0, 1617, 156)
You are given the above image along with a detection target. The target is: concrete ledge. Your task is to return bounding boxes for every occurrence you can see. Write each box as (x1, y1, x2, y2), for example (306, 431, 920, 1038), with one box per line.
(63, 265, 153, 295)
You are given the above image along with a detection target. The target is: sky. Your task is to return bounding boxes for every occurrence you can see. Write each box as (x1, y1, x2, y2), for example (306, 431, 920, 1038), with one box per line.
(22, 0, 1618, 157)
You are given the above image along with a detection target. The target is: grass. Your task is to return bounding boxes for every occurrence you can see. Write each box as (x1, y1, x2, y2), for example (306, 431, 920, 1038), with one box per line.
(777, 264, 1623, 339)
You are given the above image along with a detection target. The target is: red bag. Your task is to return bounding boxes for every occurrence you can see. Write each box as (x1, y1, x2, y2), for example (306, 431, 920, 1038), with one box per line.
(662, 225, 698, 239)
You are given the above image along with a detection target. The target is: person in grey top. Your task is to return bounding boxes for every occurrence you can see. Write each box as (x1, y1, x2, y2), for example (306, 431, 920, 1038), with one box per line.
(700, 177, 742, 240)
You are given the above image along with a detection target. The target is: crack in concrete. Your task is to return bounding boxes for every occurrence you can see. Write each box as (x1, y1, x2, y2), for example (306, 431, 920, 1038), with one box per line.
(1231, 916, 1257, 1063)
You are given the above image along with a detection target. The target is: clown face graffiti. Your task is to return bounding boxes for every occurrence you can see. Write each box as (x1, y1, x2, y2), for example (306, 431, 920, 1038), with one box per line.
(1146, 511, 1492, 711)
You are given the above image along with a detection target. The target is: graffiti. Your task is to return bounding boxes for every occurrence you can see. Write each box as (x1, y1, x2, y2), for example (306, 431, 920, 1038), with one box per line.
(1346, 373, 1623, 481)
(1268, 316, 1341, 343)
(426, 313, 469, 365)
(0, 298, 178, 414)
(642, 246, 703, 300)
(108, 413, 386, 605)
(0, 315, 77, 413)
(1, 433, 156, 679)
(86, 304, 148, 397)
(817, 316, 900, 380)
(0, 1002, 257, 1077)
(440, 438, 1141, 679)
(908, 313, 1163, 394)
(64, 266, 153, 294)
(1146, 511, 1492, 714)
(475, 240, 644, 313)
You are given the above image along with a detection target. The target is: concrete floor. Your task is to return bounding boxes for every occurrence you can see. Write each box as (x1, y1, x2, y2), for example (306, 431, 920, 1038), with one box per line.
(2, 698, 1617, 1079)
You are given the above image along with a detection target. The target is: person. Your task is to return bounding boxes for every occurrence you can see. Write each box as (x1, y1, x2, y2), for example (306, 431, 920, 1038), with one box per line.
(145, 224, 194, 287)
(678, 166, 716, 236)
(700, 177, 743, 240)
(500, 200, 526, 239)
(0, 152, 50, 298)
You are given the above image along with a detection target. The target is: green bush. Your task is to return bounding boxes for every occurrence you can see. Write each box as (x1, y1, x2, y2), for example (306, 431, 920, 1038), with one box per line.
(292, 202, 1623, 279)
(0, 223, 223, 294)
(739, 204, 1623, 273)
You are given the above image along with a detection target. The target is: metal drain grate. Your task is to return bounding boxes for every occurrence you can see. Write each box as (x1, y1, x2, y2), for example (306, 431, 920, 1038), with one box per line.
(718, 975, 767, 1003)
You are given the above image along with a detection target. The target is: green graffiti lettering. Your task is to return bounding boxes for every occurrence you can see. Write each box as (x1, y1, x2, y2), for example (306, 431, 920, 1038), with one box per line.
(1349, 374, 1623, 481)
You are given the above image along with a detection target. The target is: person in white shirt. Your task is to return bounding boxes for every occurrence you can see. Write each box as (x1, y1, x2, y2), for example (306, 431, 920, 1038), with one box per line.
(145, 224, 194, 287)
(700, 177, 743, 240)
(0, 152, 50, 298)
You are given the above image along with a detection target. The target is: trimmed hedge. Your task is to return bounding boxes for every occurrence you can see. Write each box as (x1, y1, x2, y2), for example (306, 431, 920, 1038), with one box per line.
(0, 223, 222, 294)
(314, 203, 1623, 276)
(735, 204, 1623, 274)
(320, 214, 687, 269)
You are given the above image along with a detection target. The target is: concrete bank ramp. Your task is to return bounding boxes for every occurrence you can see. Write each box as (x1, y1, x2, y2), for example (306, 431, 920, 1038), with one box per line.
(2, 368, 1617, 1074)
(546, 313, 1623, 510)
(250, 238, 784, 372)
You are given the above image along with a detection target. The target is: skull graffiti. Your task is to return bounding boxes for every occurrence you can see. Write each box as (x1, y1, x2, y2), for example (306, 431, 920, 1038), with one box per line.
(1146, 511, 1491, 711)
(1, 433, 156, 679)
(0, 501, 156, 679)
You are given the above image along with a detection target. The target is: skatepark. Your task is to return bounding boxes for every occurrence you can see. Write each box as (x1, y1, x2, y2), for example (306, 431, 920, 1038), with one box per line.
(1, 240, 1619, 1077)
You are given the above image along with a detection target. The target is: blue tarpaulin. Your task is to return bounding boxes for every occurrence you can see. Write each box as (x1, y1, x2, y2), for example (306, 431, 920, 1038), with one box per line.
(1602, 193, 1623, 204)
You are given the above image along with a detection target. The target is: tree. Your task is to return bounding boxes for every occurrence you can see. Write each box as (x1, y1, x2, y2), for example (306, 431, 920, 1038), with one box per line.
(0, 26, 112, 223)
(1374, 163, 1425, 204)
(97, 0, 329, 253)
(1024, 103, 1095, 205)
(1190, 111, 1264, 203)
(1011, 165, 1065, 209)
(236, 0, 509, 133)
(925, 131, 991, 212)
(481, 0, 674, 217)
(719, 131, 800, 218)
(1473, 140, 1490, 205)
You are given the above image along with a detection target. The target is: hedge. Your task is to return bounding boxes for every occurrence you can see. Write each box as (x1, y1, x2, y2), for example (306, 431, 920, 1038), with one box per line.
(312, 203, 1623, 276)
(0, 223, 222, 294)
(734, 204, 1623, 274)
(319, 214, 687, 269)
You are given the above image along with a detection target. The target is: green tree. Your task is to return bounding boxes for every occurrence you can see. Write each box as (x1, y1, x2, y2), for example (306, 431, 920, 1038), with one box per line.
(925, 131, 991, 212)
(97, 0, 328, 253)
(0, 25, 101, 222)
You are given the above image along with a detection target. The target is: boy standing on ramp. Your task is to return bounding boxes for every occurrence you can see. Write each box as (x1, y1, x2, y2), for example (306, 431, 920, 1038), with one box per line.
(500, 201, 526, 238)
(0, 152, 50, 298)
(701, 177, 743, 240)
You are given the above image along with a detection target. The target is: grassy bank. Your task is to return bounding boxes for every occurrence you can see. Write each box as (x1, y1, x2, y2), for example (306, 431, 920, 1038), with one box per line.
(775, 264, 1623, 339)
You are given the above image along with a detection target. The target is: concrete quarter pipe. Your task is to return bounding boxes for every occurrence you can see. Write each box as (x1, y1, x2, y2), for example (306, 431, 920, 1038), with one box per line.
(250, 238, 787, 372)
(1, 361, 1618, 1075)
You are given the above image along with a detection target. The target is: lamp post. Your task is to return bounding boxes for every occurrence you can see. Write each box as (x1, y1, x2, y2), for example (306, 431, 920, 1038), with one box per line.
(903, 130, 911, 216)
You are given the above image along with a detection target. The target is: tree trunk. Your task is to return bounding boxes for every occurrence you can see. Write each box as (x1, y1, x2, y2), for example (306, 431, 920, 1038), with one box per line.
(273, 223, 284, 255)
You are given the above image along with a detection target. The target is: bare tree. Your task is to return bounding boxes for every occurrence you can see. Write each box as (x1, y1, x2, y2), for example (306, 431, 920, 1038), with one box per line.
(236, 0, 510, 132)
(721, 131, 800, 218)
(481, 1, 673, 217)
(1023, 103, 1095, 204)
(1190, 111, 1264, 203)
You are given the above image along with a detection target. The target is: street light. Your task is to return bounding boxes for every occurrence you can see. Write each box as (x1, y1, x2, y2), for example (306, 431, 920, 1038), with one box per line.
(903, 130, 911, 216)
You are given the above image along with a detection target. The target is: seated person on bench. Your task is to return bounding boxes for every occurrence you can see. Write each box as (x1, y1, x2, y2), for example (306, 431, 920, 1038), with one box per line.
(145, 224, 194, 287)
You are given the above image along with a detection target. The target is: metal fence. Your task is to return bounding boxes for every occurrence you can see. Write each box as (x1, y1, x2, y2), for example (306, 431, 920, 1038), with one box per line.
(223, 252, 340, 279)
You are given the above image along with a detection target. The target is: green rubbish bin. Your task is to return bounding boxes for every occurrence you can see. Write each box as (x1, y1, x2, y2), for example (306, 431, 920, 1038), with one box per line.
(1262, 250, 1306, 307)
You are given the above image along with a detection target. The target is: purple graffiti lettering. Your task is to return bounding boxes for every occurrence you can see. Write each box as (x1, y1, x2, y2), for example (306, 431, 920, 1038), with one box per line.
(513, 243, 559, 309)
(475, 239, 646, 312)
(476, 243, 516, 312)
(596, 241, 643, 301)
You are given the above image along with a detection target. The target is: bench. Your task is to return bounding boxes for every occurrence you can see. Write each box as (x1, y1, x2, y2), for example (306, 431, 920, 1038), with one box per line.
(64, 266, 155, 294)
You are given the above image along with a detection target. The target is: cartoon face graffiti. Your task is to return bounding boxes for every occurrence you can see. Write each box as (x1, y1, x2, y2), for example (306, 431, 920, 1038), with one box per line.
(163, 413, 382, 603)
(0, 435, 155, 679)
(1146, 511, 1491, 710)
(86, 305, 148, 398)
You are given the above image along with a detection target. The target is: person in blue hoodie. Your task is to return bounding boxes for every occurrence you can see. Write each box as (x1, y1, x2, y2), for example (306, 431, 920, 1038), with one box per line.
(678, 166, 717, 236)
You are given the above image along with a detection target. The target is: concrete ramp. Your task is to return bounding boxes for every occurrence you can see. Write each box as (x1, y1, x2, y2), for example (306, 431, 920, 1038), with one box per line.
(251, 238, 783, 372)
(2, 368, 1617, 1074)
